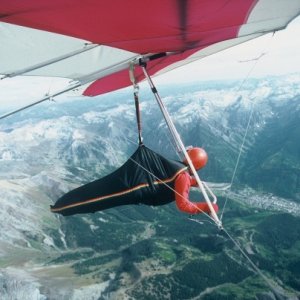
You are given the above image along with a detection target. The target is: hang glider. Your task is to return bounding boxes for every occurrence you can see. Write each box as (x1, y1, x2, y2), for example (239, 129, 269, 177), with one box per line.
(1, 0, 299, 227)
(0, 0, 299, 97)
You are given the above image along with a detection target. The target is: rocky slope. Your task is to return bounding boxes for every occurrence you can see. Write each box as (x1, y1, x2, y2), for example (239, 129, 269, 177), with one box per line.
(0, 74, 299, 299)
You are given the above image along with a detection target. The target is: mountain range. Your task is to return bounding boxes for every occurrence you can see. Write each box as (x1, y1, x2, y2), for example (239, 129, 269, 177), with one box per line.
(0, 74, 299, 299)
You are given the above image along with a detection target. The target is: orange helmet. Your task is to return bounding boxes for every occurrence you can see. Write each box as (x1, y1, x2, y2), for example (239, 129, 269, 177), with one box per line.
(183, 147, 208, 170)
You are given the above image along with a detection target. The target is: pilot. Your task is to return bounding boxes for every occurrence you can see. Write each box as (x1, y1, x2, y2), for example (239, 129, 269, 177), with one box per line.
(175, 147, 219, 214)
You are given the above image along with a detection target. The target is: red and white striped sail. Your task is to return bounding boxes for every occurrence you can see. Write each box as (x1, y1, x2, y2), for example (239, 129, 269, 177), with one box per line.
(0, 0, 299, 96)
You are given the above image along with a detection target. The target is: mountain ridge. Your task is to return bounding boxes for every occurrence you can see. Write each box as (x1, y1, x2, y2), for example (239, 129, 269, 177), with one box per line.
(0, 74, 299, 299)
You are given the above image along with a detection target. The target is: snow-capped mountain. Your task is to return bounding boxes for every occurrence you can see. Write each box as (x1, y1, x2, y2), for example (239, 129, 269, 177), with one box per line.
(0, 74, 299, 299)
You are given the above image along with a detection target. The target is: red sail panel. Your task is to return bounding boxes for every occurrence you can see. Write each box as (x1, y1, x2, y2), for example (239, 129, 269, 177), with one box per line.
(0, 0, 255, 53)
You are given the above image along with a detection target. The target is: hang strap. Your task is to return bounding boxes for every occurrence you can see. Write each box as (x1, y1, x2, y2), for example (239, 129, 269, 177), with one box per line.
(129, 64, 143, 145)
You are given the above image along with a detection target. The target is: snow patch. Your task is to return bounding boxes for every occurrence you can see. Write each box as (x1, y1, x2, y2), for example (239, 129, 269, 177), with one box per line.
(72, 129, 85, 140)
(1, 150, 14, 160)
(0, 268, 46, 300)
(43, 235, 56, 248)
(90, 225, 99, 231)
(59, 229, 68, 249)
(82, 111, 104, 124)
(98, 217, 108, 223)
(71, 282, 110, 300)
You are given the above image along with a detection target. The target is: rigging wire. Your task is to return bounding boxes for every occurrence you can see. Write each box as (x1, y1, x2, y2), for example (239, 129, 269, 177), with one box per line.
(72, 31, 284, 296)
(128, 152, 285, 296)
(121, 134, 214, 220)
(212, 32, 291, 298)
(142, 64, 222, 227)
(128, 155, 215, 220)
(221, 227, 286, 299)
(101, 69, 288, 298)
(133, 42, 288, 296)
(129, 149, 286, 297)
(219, 32, 276, 221)
(220, 98, 255, 221)
(120, 136, 287, 297)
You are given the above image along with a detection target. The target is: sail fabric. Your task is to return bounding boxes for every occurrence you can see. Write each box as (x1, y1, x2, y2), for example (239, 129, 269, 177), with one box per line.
(0, 22, 138, 82)
(0, 0, 299, 96)
(51, 145, 187, 216)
